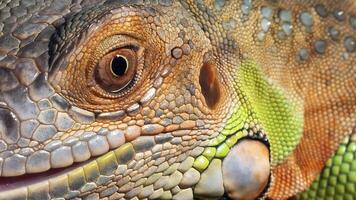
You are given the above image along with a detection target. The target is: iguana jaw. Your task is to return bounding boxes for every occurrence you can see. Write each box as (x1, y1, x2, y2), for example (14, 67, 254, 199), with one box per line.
(0, 128, 271, 200)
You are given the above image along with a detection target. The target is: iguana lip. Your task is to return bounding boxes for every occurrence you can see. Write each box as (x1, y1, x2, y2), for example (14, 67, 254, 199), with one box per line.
(0, 158, 93, 192)
(0, 122, 200, 178)
(0, 128, 199, 192)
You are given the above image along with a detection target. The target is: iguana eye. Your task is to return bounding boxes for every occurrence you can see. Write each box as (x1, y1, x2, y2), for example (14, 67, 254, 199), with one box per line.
(95, 48, 137, 93)
(111, 55, 129, 77)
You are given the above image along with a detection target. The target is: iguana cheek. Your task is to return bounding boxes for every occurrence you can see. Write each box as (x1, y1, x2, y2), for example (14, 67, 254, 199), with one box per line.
(222, 139, 270, 200)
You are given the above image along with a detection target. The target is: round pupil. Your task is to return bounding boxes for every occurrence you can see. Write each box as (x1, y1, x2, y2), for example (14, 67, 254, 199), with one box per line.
(111, 55, 128, 76)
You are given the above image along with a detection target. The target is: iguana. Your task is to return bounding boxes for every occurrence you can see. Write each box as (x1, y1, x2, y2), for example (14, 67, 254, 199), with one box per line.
(0, 0, 355, 199)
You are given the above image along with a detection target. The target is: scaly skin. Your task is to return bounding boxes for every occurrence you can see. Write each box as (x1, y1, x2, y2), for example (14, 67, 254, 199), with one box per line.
(0, 0, 355, 199)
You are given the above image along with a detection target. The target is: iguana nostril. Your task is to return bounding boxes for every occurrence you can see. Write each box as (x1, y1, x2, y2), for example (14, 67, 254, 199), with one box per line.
(199, 61, 221, 109)
(222, 139, 270, 200)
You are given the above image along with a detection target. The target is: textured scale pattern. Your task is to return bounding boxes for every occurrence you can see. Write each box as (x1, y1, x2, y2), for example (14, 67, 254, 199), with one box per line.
(237, 60, 303, 165)
(196, 0, 355, 198)
(0, 0, 355, 199)
(298, 134, 356, 200)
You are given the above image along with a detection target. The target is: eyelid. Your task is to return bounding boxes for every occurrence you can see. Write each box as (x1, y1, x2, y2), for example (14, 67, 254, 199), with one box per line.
(105, 44, 141, 57)
(93, 34, 142, 59)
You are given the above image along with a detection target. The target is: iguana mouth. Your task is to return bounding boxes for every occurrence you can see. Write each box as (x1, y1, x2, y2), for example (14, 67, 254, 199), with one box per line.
(0, 128, 270, 197)
(0, 157, 93, 192)
(0, 127, 202, 192)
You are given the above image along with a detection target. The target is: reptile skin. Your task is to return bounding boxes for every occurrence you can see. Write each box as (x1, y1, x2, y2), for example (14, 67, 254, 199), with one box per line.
(0, 0, 355, 199)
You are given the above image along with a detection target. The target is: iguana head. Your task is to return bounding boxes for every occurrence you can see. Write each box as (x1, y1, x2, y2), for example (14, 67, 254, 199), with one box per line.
(0, 1, 303, 199)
